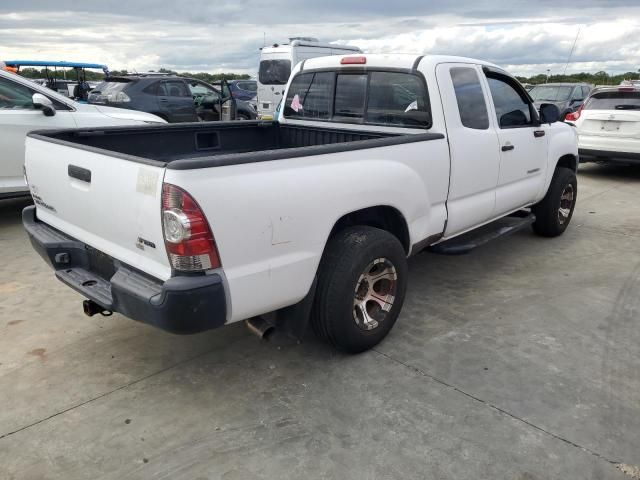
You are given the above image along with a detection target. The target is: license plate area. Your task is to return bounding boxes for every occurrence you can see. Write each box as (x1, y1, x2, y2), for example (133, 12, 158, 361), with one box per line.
(602, 121, 621, 132)
(85, 245, 117, 280)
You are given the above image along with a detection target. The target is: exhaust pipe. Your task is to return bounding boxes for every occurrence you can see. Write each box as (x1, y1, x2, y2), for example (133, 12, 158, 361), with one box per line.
(83, 300, 113, 317)
(245, 316, 275, 340)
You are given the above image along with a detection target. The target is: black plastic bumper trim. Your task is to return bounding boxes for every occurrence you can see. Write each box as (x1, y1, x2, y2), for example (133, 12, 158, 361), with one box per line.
(22, 205, 227, 334)
(579, 149, 640, 164)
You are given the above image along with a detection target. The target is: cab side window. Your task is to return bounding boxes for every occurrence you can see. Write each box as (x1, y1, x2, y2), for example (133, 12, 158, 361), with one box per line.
(450, 67, 489, 130)
(487, 76, 533, 128)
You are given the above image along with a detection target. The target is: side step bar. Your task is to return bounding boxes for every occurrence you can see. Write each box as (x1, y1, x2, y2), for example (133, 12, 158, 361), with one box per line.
(428, 212, 535, 255)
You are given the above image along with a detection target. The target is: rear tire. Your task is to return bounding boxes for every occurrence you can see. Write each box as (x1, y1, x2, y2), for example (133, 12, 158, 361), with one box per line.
(532, 167, 577, 237)
(312, 226, 408, 353)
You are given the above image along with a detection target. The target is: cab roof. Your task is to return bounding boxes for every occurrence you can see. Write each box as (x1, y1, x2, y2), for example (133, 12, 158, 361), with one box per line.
(300, 53, 503, 73)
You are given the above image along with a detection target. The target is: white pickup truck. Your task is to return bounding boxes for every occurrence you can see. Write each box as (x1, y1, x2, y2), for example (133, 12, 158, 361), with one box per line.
(23, 54, 578, 353)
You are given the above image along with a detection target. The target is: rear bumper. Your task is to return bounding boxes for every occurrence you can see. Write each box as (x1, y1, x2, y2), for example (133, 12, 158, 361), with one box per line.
(579, 148, 640, 165)
(22, 205, 227, 334)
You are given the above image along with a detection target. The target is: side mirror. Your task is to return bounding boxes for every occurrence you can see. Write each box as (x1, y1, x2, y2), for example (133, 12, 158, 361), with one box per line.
(539, 103, 560, 124)
(32, 93, 56, 117)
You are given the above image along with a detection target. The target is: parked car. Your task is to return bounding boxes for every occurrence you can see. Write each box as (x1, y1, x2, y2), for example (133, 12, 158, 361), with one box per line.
(528, 82, 592, 118)
(568, 85, 640, 164)
(0, 69, 165, 199)
(87, 74, 256, 122)
(23, 54, 578, 353)
(228, 79, 257, 101)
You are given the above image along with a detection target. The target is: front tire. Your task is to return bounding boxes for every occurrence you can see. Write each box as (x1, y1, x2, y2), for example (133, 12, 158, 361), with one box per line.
(532, 167, 577, 237)
(312, 226, 408, 353)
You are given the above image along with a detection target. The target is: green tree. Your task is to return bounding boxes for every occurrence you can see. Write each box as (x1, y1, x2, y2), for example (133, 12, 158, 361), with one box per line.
(518, 70, 639, 86)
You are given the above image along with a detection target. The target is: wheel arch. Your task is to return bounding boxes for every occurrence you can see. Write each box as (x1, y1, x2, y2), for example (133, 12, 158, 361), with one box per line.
(556, 153, 578, 172)
(327, 206, 411, 255)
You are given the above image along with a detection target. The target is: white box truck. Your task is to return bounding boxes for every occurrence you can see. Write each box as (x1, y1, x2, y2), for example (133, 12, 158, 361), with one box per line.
(257, 37, 361, 119)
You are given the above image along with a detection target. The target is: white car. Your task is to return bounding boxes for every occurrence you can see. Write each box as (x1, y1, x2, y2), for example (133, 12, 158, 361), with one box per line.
(0, 70, 165, 199)
(23, 54, 578, 353)
(568, 85, 640, 165)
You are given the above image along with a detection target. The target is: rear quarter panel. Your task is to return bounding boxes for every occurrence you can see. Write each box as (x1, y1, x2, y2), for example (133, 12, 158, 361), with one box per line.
(164, 139, 450, 322)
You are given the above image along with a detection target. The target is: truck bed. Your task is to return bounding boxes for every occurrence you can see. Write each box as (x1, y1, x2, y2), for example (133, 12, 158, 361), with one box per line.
(28, 121, 442, 169)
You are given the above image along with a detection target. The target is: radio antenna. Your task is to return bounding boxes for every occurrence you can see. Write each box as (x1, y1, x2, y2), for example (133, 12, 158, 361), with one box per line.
(563, 27, 581, 76)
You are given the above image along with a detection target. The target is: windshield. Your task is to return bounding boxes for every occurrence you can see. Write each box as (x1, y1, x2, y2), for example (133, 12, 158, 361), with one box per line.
(529, 85, 573, 102)
(584, 91, 640, 110)
(259, 60, 291, 85)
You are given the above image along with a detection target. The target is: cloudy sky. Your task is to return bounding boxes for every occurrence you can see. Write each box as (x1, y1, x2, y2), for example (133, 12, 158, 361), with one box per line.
(1, 0, 638, 77)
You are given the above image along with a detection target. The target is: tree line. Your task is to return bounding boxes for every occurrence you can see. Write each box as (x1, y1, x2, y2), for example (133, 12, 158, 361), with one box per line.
(516, 70, 640, 85)
(15, 67, 251, 83)
(15, 66, 639, 86)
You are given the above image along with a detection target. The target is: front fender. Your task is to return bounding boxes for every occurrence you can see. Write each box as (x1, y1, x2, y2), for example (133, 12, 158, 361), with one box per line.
(538, 122, 578, 200)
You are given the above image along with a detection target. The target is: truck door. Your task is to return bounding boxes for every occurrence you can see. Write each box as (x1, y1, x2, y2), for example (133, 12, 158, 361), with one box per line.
(482, 70, 548, 214)
(158, 80, 198, 123)
(435, 63, 501, 236)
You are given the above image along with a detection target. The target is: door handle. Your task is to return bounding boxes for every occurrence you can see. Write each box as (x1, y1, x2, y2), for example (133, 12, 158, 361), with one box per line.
(534, 130, 546, 138)
(68, 164, 91, 183)
(501, 145, 515, 152)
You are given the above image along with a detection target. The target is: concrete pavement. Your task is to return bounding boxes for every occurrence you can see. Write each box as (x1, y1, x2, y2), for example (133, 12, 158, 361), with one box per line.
(0, 163, 638, 479)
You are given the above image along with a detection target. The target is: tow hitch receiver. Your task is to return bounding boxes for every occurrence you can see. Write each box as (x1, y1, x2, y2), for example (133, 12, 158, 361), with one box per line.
(83, 300, 113, 317)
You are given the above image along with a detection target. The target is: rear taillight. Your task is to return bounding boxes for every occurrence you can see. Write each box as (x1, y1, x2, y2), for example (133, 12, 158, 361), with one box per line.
(161, 183, 220, 272)
(565, 104, 583, 121)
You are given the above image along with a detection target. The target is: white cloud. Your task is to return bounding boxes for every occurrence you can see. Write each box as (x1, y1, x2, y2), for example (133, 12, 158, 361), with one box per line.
(0, 4, 639, 77)
(343, 19, 640, 76)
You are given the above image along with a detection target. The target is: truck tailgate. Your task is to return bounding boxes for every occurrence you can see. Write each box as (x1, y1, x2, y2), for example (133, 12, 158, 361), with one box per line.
(25, 136, 171, 281)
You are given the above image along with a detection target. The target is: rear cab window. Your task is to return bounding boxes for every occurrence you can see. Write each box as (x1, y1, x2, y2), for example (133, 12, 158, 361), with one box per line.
(283, 69, 431, 129)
